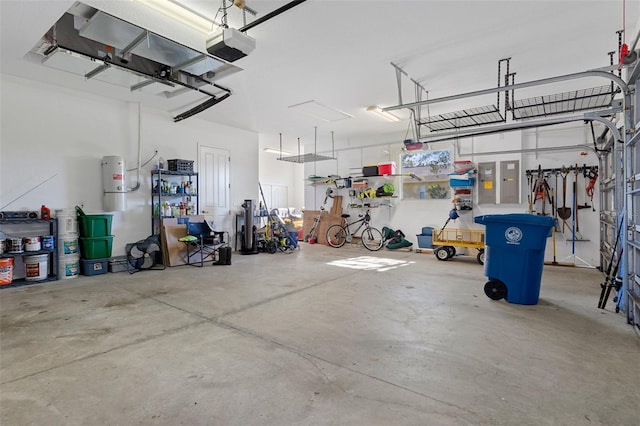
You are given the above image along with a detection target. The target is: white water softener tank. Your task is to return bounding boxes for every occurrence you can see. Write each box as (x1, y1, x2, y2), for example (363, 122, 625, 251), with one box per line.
(102, 156, 126, 212)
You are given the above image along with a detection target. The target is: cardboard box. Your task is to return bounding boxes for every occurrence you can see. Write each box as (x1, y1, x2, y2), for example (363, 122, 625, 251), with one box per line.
(160, 215, 206, 267)
(302, 210, 345, 245)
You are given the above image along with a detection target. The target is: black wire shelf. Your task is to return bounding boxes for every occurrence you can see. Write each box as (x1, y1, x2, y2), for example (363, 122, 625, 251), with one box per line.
(277, 153, 336, 164)
(511, 85, 616, 120)
(417, 104, 505, 132)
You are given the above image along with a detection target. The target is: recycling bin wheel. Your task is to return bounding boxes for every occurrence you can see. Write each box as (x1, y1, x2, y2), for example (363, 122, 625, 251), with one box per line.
(477, 249, 485, 265)
(435, 247, 450, 261)
(484, 279, 507, 300)
(445, 246, 456, 258)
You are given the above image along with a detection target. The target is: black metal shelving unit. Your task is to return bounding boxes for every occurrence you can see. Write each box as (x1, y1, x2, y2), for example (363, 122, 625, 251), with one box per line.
(0, 218, 59, 288)
(151, 169, 199, 234)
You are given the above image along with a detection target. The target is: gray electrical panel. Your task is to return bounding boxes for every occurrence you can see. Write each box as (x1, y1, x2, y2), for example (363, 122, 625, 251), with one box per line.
(500, 160, 520, 204)
(478, 162, 496, 204)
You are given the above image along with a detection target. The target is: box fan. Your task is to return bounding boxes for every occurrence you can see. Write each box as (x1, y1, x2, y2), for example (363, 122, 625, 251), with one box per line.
(126, 235, 164, 273)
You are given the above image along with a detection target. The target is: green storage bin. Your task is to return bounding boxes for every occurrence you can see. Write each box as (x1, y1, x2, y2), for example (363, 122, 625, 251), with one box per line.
(78, 214, 113, 237)
(79, 236, 114, 259)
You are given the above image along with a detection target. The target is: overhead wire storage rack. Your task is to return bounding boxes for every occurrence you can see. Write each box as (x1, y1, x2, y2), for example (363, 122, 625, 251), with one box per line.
(276, 127, 336, 164)
(511, 85, 616, 120)
(418, 105, 505, 132)
(394, 56, 619, 138)
(398, 58, 512, 136)
(277, 153, 335, 164)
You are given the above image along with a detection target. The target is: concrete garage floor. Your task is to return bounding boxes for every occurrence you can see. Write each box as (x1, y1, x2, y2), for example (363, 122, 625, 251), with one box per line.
(1, 244, 639, 425)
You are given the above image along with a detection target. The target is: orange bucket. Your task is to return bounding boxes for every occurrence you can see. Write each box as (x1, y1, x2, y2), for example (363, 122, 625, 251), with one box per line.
(0, 257, 14, 285)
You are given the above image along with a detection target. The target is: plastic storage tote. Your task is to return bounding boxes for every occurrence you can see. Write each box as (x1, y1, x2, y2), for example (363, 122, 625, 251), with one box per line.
(416, 226, 433, 248)
(474, 214, 555, 305)
(78, 214, 113, 237)
(76, 206, 113, 237)
(80, 258, 109, 276)
(79, 236, 114, 259)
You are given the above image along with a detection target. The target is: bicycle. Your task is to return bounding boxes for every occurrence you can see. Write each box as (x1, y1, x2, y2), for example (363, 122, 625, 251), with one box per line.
(326, 210, 384, 251)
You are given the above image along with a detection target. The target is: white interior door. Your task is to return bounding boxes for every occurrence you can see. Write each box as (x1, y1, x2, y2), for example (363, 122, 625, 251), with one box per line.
(198, 145, 230, 231)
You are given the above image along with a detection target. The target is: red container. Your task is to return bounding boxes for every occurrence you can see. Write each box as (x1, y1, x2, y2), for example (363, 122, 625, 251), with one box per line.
(41, 205, 50, 220)
(0, 258, 13, 285)
(378, 162, 396, 175)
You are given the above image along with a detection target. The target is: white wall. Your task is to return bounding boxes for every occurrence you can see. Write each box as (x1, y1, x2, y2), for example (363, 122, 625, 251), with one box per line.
(303, 124, 602, 267)
(0, 75, 259, 256)
(258, 133, 305, 211)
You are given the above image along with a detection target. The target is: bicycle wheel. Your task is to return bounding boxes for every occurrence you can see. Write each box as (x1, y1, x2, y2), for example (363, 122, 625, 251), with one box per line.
(361, 226, 384, 251)
(326, 225, 347, 248)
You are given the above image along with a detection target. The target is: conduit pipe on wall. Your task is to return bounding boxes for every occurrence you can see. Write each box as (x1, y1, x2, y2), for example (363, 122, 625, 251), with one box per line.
(127, 102, 142, 192)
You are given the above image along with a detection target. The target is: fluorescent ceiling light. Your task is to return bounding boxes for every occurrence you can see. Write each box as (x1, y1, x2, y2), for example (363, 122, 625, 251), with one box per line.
(367, 105, 400, 122)
(264, 148, 292, 155)
(288, 100, 353, 122)
(134, 0, 218, 33)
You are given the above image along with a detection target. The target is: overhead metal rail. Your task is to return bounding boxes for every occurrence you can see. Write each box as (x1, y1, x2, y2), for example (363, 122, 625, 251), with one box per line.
(415, 113, 623, 146)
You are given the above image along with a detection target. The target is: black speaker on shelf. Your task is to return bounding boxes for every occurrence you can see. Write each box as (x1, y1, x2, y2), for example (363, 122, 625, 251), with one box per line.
(0, 211, 39, 220)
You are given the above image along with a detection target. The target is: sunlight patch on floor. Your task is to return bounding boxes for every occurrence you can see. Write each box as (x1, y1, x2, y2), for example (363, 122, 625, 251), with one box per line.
(327, 256, 416, 272)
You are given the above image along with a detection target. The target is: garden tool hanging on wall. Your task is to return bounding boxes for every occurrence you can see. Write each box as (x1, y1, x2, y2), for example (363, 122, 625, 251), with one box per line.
(585, 166, 598, 212)
(573, 164, 583, 240)
(557, 166, 571, 231)
(553, 171, 560, 231)
(533, 166, 552, 216)
(527, 171, 534, 214)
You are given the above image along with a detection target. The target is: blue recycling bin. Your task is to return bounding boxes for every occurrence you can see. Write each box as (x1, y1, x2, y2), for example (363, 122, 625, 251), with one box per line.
(474, 214, 555, 305)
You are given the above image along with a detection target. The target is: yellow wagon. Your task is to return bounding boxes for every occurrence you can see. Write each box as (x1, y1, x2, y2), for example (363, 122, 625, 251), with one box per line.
(431, 227, 486, 264)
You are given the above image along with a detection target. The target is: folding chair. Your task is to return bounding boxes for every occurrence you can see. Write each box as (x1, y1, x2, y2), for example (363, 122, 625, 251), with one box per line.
(180, 221, 228, 267)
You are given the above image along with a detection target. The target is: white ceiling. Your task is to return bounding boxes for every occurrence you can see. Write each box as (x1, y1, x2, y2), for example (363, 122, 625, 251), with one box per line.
(1, 0, 638, 150)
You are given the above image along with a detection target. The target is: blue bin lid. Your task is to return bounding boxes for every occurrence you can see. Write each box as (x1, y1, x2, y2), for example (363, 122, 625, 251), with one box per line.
(474, 214, 555, 227)
(420, 226, 434, 235)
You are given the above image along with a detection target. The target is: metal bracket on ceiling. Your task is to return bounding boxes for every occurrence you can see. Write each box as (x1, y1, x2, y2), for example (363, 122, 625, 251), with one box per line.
(120, 31, 148, 57)
(390, 60, 511, 138)
(390, 62, 427, 142)
(130, 78, 175, 92)
(84, 63, 110, 80)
